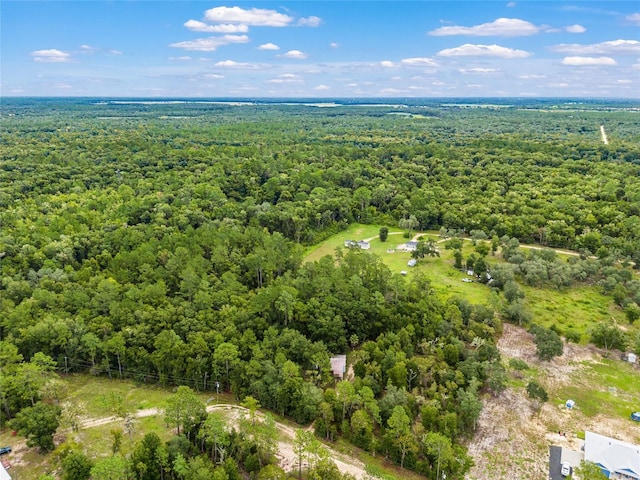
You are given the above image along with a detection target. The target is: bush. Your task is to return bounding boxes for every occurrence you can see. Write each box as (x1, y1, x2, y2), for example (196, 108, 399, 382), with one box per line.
(508, 358, 529, 371)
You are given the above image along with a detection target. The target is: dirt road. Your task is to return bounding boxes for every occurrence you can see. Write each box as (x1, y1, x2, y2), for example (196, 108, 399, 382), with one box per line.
(600, 125, 609, 144)
(77, 404, 368, 478)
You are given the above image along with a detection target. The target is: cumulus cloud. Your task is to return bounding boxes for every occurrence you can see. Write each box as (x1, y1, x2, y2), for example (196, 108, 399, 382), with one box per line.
(184, 20, 248, 33)
(31, 49, 72, 62)
(380, 60, 395, 68)
(401, 57, 439, 67)
(214, 60, 260, 69)
(267, 73, 303, 84)
(626, 13, 640, 25)
(314, 84, 330, 90)
(552, 39, 640, 55)
(170, 35, 249, 51)
(330, 42, 339, 48)
(204, 6, 292, 27)
(459, 67, 500, 74)
(437, 44, 531, 58)
(258, 43, 280, 51)
(429, 18, 540, 37)
(565, 24, 586, 33)
(169, 56, 193, 61)
(298, 16, 322, 27)
(281, 50, 307, 59)
(561, 56, 617, 66)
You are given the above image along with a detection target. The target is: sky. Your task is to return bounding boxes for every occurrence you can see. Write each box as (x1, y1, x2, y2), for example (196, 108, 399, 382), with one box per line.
(1, 1, 639, 98)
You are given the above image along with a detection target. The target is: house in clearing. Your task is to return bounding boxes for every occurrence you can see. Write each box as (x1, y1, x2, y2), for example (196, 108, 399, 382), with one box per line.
(330, 355, 347, 380)
(584, 431, 640, 479)
(344, 240, 371, 250)
(550, 432, 640, 480)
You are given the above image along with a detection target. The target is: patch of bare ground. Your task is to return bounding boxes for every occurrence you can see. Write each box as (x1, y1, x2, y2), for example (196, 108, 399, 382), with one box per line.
(466, 324, 624, 480)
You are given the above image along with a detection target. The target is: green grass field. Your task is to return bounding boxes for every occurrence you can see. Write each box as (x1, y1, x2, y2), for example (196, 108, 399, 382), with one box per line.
(304, 224, 639, 339)
(552, 359, 640, 419)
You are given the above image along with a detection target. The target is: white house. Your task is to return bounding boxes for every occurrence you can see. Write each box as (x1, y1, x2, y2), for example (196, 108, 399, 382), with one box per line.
(584, 431, 640, 479)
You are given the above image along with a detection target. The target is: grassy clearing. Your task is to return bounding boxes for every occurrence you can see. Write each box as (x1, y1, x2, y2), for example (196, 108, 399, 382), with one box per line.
(552, 359, 640, 418)
(522, 286, 628, 340)
(305, 226, 639, 340)
(303, 223, 405, 263)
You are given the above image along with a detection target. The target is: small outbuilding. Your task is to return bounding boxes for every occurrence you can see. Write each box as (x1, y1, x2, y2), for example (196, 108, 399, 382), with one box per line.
(565, 400, 576, 410)
(330, 355, 347, 380)
(407, 259, 417, 267)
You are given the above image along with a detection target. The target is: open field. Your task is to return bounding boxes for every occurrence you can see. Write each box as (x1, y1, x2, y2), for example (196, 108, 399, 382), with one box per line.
(305, 225, 638, 338)
(467, 324, 640, 480)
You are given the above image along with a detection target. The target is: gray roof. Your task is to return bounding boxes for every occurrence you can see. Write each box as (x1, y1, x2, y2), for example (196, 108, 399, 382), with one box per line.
(0, 463, 11, 480)
(330, 355, 347, 378)
(585, 431, 640, 479)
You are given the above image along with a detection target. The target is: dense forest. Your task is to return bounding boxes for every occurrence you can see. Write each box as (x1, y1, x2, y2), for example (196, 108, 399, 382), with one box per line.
(1, 98, 639, 479)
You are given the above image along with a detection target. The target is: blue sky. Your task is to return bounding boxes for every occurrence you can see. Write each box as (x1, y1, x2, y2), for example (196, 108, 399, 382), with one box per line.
(2, 1, 639, 97)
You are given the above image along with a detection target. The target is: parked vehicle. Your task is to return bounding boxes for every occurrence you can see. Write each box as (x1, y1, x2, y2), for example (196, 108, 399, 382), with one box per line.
(0, 447, 11, 455)
(561, 462, 572, 477)
(631, 411, 640, 422)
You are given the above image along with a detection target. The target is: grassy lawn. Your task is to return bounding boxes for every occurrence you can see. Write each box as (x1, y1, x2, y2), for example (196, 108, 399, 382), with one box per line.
(303, 223, 405, 263)
(552, 359, 640, 419)
(63, 374, 178, 417)
(523, 286, 629, 341)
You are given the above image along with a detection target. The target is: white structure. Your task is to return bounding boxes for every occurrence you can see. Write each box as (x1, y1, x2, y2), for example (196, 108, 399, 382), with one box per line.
(330, 355, 347, 379)
(584, 431, 640, 479)
(357, 240, 370, 250)
(0, 463, 11, 480)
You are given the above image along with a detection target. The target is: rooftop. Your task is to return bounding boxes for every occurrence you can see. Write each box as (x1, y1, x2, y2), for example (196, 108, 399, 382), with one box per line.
(584, 431, 640, 479)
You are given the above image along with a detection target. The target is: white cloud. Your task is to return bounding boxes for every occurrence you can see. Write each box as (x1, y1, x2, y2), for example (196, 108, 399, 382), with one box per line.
(380, 60, 395, 68)
(459, 67, 500, 74)
(31, 49, 72, 63)
(330, 42, 339, 48)
(565, 24, 586, 33)
(552, 39, 640, 55)
(437, 44, 531, 58)
(401, 57, 439, 67)
(203, 73, 224, 79)
(80, 44, 94, 51)
(626, 13, 640, 25)
(314, 84, 330, 90)
(108, 50, 123, 55)
(518, 74, 546, 79)
(561, 56, 617, 66)
(547, 82, 570, 88)
(507, 2, 516, 7)
(184, 20, 248, 33)
(204, 6, 292, 27)
(169, 56, 193, 61)
(281, 50, 307, 59)
(54, 83, 72, 89)
(170, 35, 249, 51)
(258, 43, 280, 51)
(429, 18, 540, 37)
(267, 74, 303, 84)
(298, 16, 322, 27)
(616, 79, 633, 84)
(214, 60, 260, 69)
